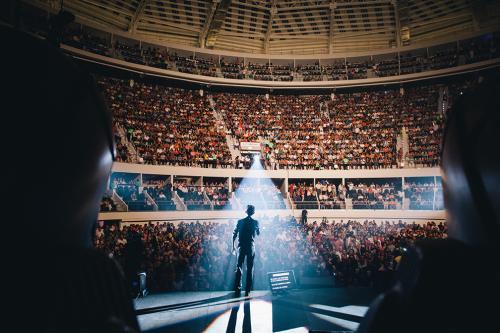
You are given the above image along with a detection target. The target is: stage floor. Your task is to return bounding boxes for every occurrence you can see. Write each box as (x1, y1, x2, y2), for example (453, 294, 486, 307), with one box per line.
(134, 288, 377, 333)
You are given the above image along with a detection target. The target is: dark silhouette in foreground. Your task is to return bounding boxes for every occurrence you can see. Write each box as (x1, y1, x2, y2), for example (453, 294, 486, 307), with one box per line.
(358, 72, 500, 333)
(4, 25, 139, 333)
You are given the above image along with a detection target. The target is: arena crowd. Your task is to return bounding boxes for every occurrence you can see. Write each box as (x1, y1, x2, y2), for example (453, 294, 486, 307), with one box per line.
(95, 217, 447, 292)
(95, 76, 472, 170)
(56, 24, 500, 82)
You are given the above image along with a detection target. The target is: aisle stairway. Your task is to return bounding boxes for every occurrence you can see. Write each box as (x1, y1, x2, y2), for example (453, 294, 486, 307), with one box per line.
(116, 124, 139, 163)
(209, 97, 241, 162)
(396, 130, 404, 167)
(345, 198, 353, 209)
(172, 191, 186, 211)
(111, 191, 128, 212)
(215, 67, 223, 78)
(230, 193, 242, 210)
(401, 126, 411, 168)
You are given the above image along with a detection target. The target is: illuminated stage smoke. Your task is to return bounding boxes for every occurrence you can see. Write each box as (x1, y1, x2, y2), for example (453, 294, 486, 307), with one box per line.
(227, 154, 287, 212)
(216, 154, 332, 292)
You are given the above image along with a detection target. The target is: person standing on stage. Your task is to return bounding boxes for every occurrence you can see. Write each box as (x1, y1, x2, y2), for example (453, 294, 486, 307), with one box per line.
(232, 205, 260, 296)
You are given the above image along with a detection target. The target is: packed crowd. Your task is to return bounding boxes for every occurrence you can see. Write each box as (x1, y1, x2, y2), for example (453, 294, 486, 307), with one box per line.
(204, 182, 230, 210)
(58, 34, 492, 172)
(19, 10, 499, 82)
(115, 184, 154, 211)
(174, 181, 211, 210)
(289, 182, 320, 209)
(94, 71, 485, 173)
(174, 54, 218, 77)
(301, 219, 447, 286)
(113, 126, 131, 163)
(143, 181, 176, 211)
(100, 75, 447, 169)
(346, 180, 402, 209)
(63, 27, 110, 56)
(100, 193, 117, 212)
(216, 84, 443, 169)
(73, 31, 499, 81)
(94, 218, 447, 292)
(98, 77, 233, 168)
(316, 180, 346, 209)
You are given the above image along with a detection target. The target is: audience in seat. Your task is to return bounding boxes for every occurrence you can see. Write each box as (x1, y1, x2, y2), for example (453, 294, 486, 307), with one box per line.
(95, 218, 447, 292)
(116, 184, 154, 211)
(215, 84, 449, 169)
(204, 182, 230, 210)
(357, 67, 500, 333)
(28, 18, 495, 84)
(63, 27, 110, 56)
(114, 40, 144, 65)
(142, 46, 170, 69)
(316, 180, 346, 209)
(100, 193, 117, 212)
(289, 182, 319, 209)
(220, 58, 246, 79)
(174, 181, 211, 210)
(347, 180, 402, 210)
(98, 77, 233, 168)
(145, 182, 176, 211)
(94, 75, 485, 171)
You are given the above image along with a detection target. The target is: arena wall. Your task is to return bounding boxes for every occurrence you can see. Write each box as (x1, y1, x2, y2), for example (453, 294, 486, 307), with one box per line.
(99, 162, 445, 222)
(111, 162, 441, 179)
(99, 209, 445, 223)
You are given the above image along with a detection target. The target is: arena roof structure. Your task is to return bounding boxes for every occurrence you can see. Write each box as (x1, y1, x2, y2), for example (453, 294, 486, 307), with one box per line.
(28, 0, 500, 55)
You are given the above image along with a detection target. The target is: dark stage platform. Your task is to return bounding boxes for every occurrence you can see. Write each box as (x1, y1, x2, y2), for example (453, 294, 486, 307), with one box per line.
(134, 288, 377, 333)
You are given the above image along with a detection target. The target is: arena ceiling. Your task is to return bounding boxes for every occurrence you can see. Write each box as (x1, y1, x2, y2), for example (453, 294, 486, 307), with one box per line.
(29, 0, 500, 54)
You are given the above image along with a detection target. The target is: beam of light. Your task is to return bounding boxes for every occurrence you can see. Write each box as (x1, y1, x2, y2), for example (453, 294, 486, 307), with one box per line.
(227, 153, 288, 213)
(229, 154, 269, 212)
(137, 293, 268, 331)
(310, 312, 361, 331)
(309, 304, 369, 318)
(274, 328, 309, 333)
(202, 299, 273, 333)
(223, 152, 301, 290)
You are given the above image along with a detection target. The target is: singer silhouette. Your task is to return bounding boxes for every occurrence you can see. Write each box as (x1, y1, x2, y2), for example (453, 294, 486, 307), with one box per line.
(233, 205, 260, 297)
